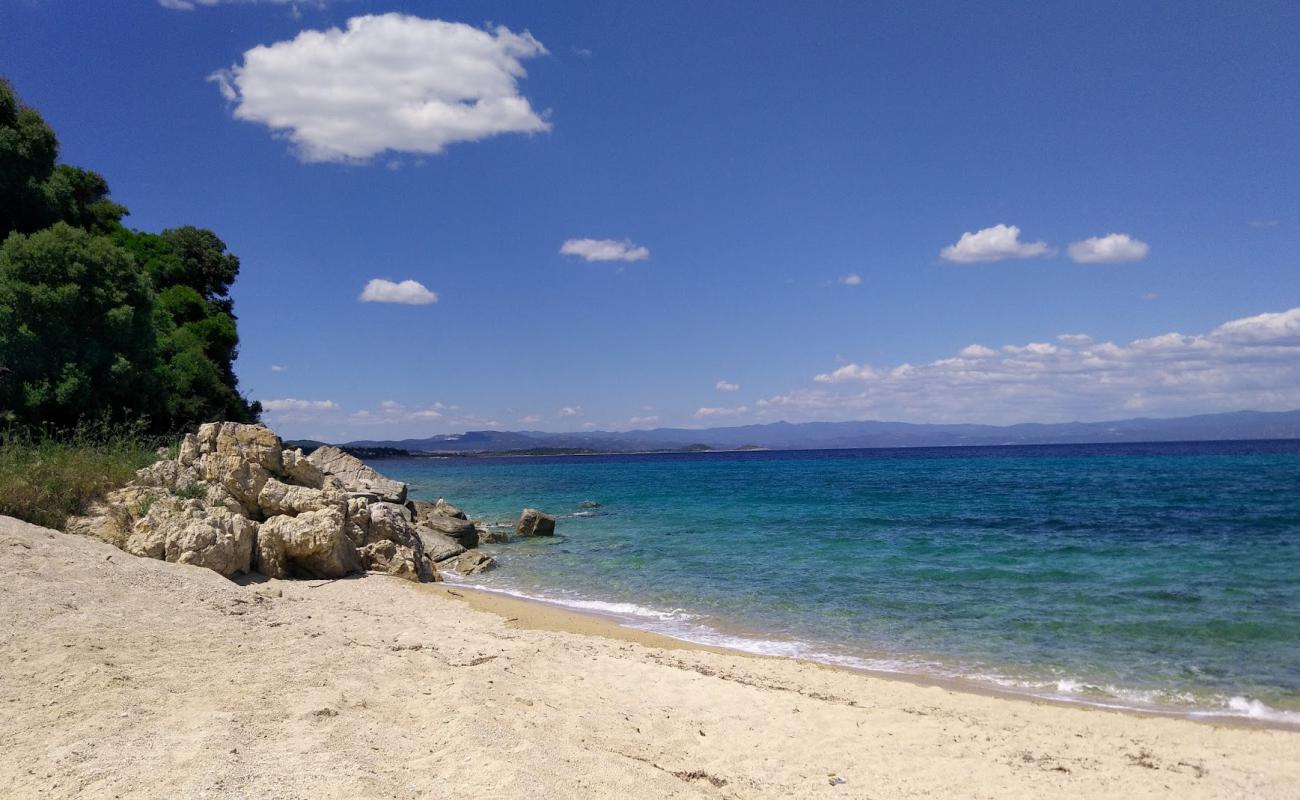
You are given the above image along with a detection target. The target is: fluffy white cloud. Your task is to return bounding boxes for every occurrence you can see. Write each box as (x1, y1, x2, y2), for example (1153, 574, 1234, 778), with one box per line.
(358, 279, 438, 305)
(559, 238, 650, 263)
(840, 273, 862, 286)
(270, 364, 288, 372)
(520, 414, 543, 424)
(694, 405, 749, 419)
(715, 380, 740, 392)
(940, 224, 1053, 263)
(628, 415, 660, 427)
(210, 14, 550, 162)
(558, 406, 583, 417)
(814, 363, 879, 384)
(262, 398, 339, 412)
(1067, 233, 1149, 263)
(786, 306, 1300, 423)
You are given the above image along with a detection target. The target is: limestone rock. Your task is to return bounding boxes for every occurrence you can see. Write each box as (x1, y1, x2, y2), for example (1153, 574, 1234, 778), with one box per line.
(516, 508, 556, 537)
(256, 507, 362, 580)
(476, 523, 510, 545)
(415, 526, 466, 563)
(350, 501, 431, 582)
(130, 499, 256, 577)
(306, 446, 407, 504)
(133, 459, 201, 492)
(257, 478, 343, 518)
(357, 539, 430, 582)
(197, 422, 283, 473)
(199, 453, 270, 516)
(281, 448, 333, 490)
(177, 433, 201, 467)
(417, 512, 479, 549)
(454, 550, 497, 575)
(433, 498, 467, 520)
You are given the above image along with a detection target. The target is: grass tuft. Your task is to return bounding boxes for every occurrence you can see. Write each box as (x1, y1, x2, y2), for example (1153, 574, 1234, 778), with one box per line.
(0, 421, 164, 530)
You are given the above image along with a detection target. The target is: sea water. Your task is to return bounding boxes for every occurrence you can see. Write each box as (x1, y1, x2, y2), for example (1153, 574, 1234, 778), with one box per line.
(377, 441, 1300, 724)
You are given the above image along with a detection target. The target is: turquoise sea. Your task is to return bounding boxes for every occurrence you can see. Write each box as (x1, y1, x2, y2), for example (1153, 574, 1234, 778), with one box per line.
(376, 441, 1300, 724)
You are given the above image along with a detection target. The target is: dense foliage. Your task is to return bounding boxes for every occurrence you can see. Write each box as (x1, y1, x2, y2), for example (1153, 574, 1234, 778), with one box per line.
(0, 79, 259, 433)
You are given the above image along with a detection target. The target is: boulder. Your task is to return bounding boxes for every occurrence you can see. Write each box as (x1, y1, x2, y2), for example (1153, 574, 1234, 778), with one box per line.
(130, 499, 256, 577)
(197, 422, 283, 473)
(415, 526, 466, 563)
(281, 448, 333, 490)
(454, 550, 497, 575)
(476, 523, 510, 545)
(417, 512, 479, 549)
(199, 454, 270, 517)
(433, 498, 467, 520)
(350, 501, 432, 582)
(133, 459, 202, 492)
(307, 446, 407, 504)
(177, 433, 202, 466)
(257, 478, 344, 518)
(256, 507, 362, 580)
(516, 508, 556, 537)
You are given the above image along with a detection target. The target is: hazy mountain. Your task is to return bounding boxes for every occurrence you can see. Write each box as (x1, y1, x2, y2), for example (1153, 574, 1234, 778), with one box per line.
(342, 409, 1300, 453)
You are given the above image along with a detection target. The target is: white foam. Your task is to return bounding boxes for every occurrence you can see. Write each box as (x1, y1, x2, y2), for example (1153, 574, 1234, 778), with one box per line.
(444, 577, 1300, 727)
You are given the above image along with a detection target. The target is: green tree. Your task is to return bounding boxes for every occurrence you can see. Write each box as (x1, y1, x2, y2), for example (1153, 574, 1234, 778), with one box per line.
(0, 80, 125, 239)
(0, 224, 161, 427)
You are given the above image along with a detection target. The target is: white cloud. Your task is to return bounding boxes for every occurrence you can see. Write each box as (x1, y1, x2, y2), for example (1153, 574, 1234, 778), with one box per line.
(358, 278, 438, 305)
(781, 306, 1300, 424)
(270, 364, 288, 372)
(940, 224, 1053, 263)
(1067, 233, 1149, 263)
(559, 238, 650, 263)
(814, 363, 879, 384)
(628, 415, 660, 427)
(520, 414, 543, 424)
(715, 380, 740, 392)
(958, 344, 997, 359)
(694, 405, 749, 419)
(210, 14, 550, 162)
(558, 406, 583, 417)
(839, 273, 862, 286)
(262, 398, 339, 412)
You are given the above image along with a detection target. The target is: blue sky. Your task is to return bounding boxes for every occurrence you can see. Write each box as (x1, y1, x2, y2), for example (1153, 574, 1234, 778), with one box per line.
(3, 0, 1298, 440)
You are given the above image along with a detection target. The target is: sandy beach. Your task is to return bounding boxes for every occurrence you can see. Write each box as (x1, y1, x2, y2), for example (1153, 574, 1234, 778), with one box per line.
(2, 515, 1297, 800)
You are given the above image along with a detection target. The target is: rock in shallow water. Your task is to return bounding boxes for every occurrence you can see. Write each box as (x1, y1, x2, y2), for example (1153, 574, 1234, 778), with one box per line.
(515, 508, 556, 537)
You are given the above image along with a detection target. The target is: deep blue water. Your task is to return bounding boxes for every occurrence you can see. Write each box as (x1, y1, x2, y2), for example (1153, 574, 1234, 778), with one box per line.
(376, 440, 1300, 723)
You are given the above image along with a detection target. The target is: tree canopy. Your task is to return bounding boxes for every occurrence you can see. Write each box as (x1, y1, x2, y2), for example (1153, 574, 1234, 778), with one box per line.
(0, 78, 259, 432)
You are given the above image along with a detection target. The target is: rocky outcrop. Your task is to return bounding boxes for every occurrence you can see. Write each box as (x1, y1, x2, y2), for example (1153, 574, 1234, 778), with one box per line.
(516, 508, 557, 537)
(256, 506, 361, 580)
(454, 550, 497, 575)
(306, 446, 407, 504)
(65, 423, 545, 587)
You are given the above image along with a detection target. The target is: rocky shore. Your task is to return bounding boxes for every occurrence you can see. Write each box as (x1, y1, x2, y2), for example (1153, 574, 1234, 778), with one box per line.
(65, 422, 557, 584)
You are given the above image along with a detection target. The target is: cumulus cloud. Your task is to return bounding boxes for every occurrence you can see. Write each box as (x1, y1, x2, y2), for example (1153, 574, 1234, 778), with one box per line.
(262, 398, 339, 412)
(270, 364, 288, 372)
(840, 273, 863, 286)
(209, 14, 550, 162)
(787, 306, 1300, 423)
(940, 224, 1053, 263)
(1067, 233, 1149, 263)
(694, 405, 749, 419)
(628, 415, 660, 427)
(558, 406, 583, 417)
(559, 238, 650, 263)
(715, 380, 740, 392)
(358, 279, 438, 305)
(520, 414, 543, 425)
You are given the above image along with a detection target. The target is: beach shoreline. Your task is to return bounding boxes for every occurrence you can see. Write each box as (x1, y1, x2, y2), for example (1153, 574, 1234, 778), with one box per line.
(6, 515, 1297, 799)
(425, 580, 1298, 733)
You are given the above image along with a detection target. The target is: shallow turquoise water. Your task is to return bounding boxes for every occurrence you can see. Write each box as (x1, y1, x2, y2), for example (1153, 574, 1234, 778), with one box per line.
(377, 441, 1300, 722)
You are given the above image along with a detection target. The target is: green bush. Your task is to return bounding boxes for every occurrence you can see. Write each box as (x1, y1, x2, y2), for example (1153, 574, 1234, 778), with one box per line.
(0, 422, 162, 529)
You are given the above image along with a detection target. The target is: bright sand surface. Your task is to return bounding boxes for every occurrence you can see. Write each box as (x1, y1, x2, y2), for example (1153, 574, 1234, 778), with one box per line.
(2, 515, 1298, 799)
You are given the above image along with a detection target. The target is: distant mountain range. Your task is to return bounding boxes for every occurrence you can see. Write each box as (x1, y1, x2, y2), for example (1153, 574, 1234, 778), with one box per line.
(324, 410, 1300, 455)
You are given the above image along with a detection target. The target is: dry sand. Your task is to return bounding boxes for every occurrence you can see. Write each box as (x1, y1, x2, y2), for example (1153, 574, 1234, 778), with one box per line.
(1, 515, 1297, 799)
